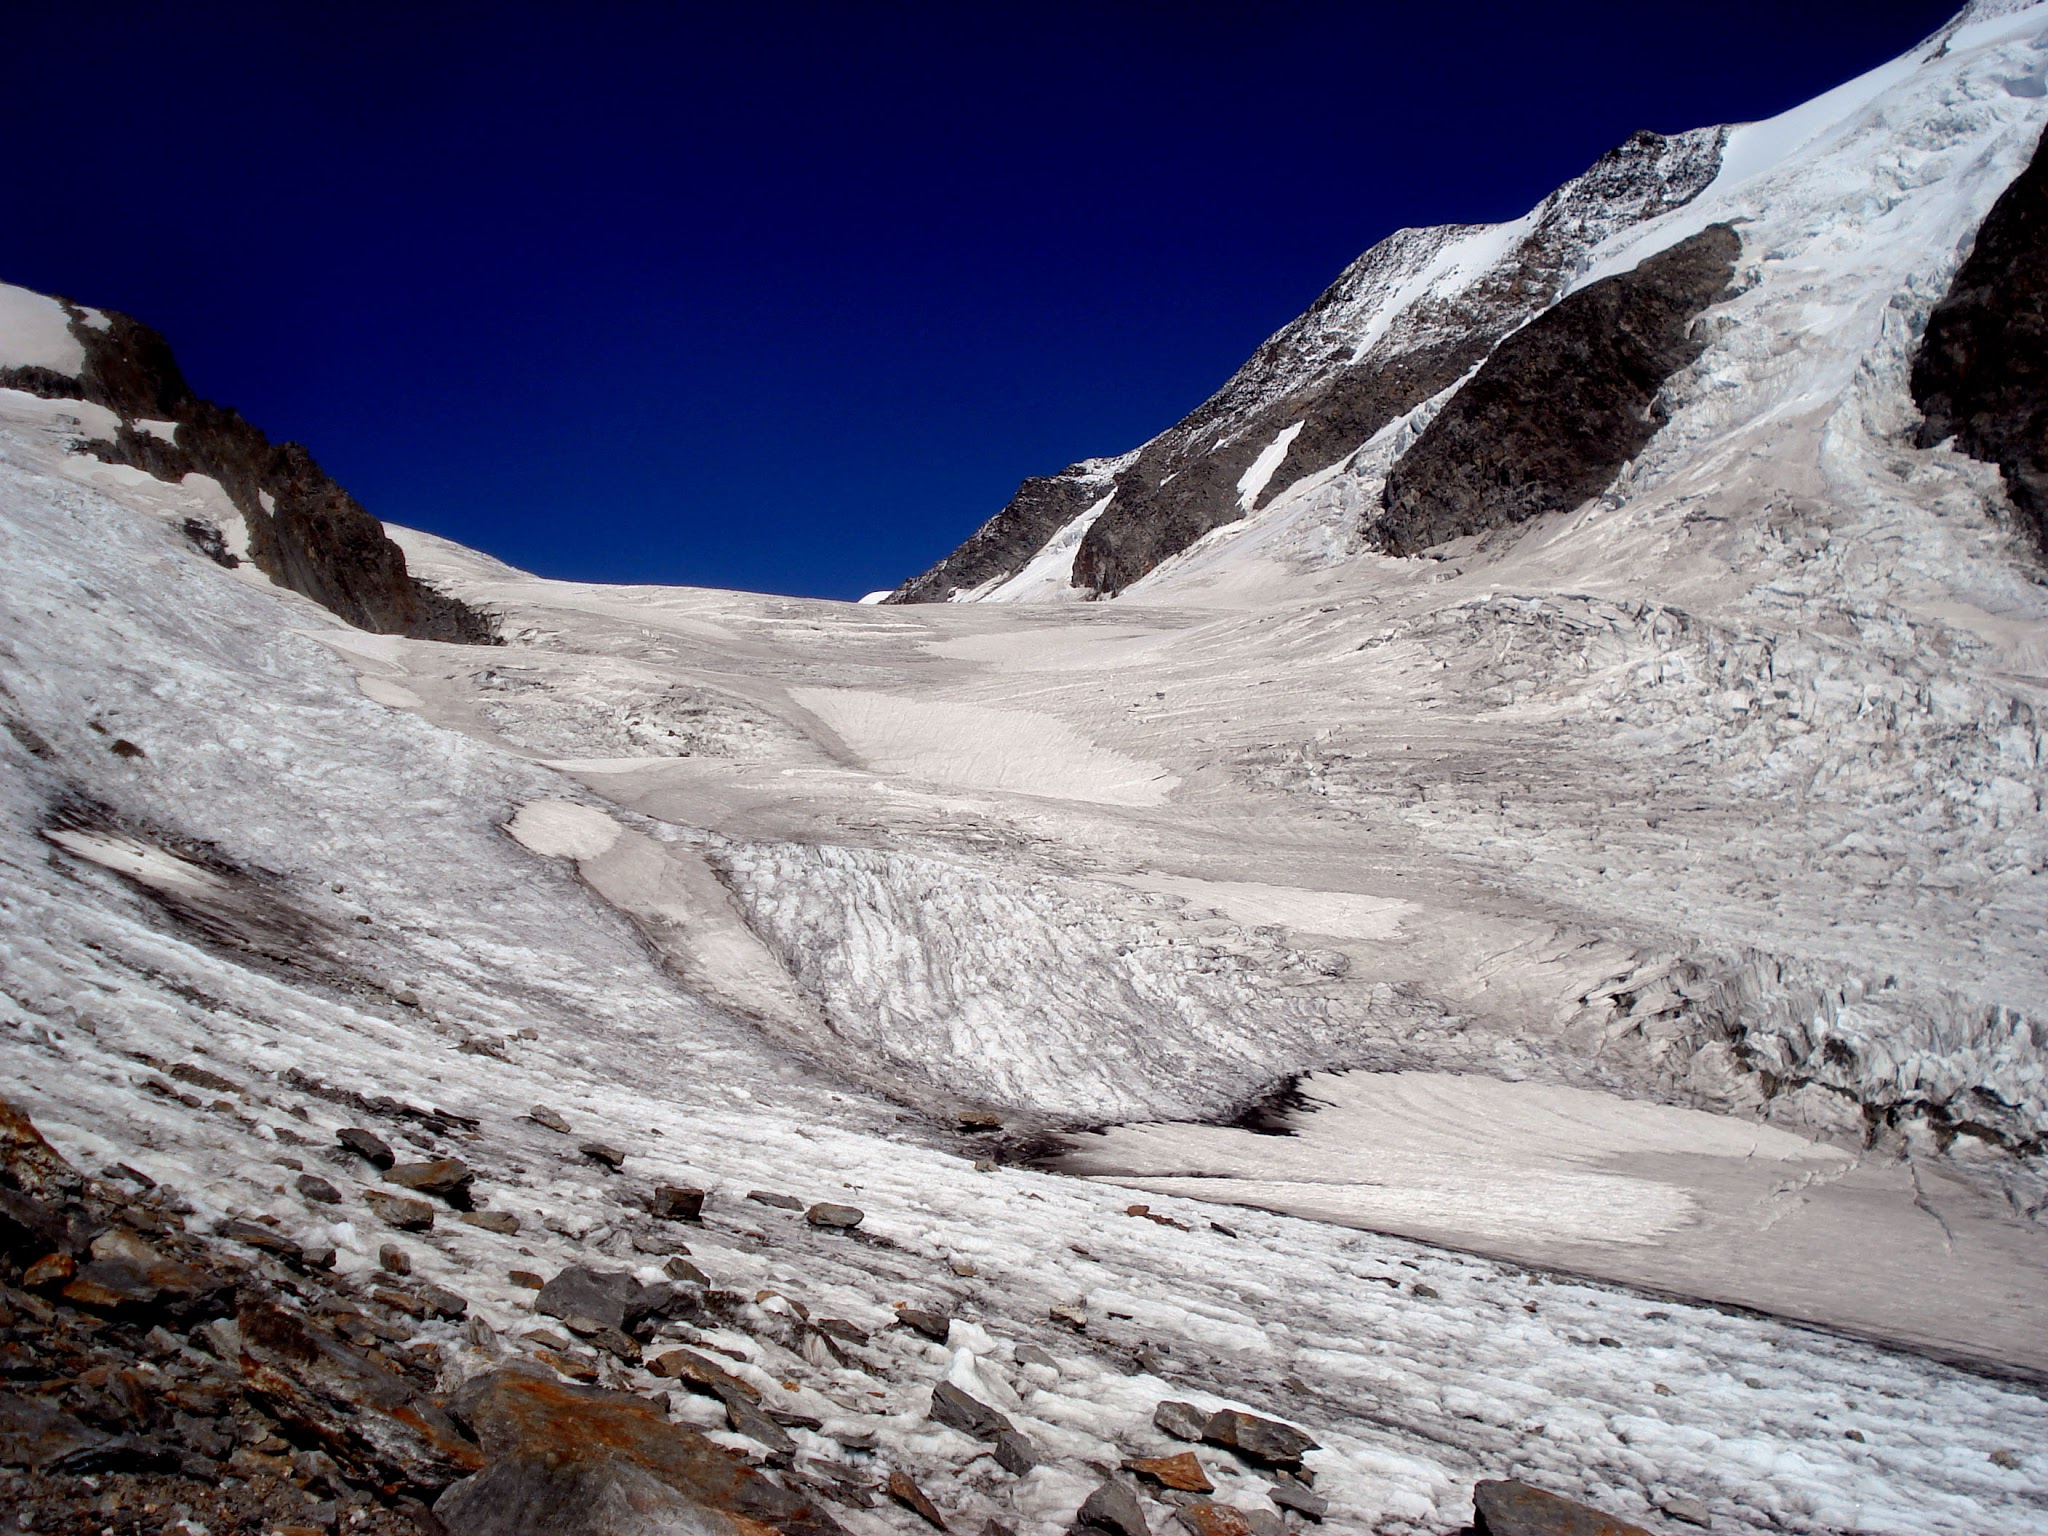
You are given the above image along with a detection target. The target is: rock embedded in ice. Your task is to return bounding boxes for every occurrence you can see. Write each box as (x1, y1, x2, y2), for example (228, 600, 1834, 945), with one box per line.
(334, 1127, 394, 1169)
(895, 1306, 953, 1343)
(362, 1190, 435, 1231)
(1200, 1409, 1317, 1471)
(1266, 1476, 1327, 1521)
(1153, 1400, 1208, 1442)
(294, 1173, 342, 1205)
(805, 1201, 863, 1230)
(747, 1189, 803, 1210)
(992, 1429, 1038, 1474)
(887, 1468, 949, 1530)
(1126, 1452, 1213, 1494)
(1075, 1477, 1152, 1536)
(649, 1184, 705, 1222)
(929, 1381, 1013, 1441)
(528, 1104, 572, 1134)
(536, 1264, 674, 1336)
(578, 1141, 626, 1170)
(383, 1157, 476, 1208)
(459, 1210, 520, 1235)
(1657, 1494, 1711, 1528)
(1471, 1478, 1649, 1536)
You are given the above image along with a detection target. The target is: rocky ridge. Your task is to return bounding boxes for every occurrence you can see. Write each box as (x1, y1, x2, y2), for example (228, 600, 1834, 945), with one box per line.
(0, 298, 495, 644)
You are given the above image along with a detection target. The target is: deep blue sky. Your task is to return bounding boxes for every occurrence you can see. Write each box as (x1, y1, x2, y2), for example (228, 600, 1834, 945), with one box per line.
(5, 2, 1957, 599)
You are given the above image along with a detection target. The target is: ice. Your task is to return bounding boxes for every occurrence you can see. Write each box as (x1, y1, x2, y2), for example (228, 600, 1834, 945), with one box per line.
(0, 10, 2046, 1533)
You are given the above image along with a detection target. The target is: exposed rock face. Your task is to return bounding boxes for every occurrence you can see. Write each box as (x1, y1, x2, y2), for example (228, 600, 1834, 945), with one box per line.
(1912, 124, 2048, 556)
(0, 298, 495, 643)
(1374, 223, 1741, 555)
(891, 464, 1112, 602)
(891, 127, 1727, 599)
(435, 1365, 847, 1536)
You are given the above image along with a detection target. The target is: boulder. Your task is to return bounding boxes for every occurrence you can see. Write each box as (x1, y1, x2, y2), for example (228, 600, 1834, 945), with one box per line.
(748, 1190, 803, 1210)
(1201, 1408, 1317, 1471)
(647, 1347, 759, 1407)
(579, 1142, 627, 1170)
(896, 1307, 952, 1344)
(1153, 1400, 1207, 1442)
(1076, 1478, 1151, 1536)
(534, 1265, 677, 1336)
(384, 1159, 476, 1208)
(887, 1468, 949, 1531)
(435, 1364, 846, 1536)
(992, 1429, 1038, 1475)
(929, 1381, 1011, 1441)
(650, 1185, 706, 1222)
(1126, 1452, 1212, 1494)
(460, 1210, 521, 1235)
(60, 1228, 228, 1322)
(363, 1190, 436, 1231)
(335, 1127, 395, 1169)
(1471, 1480, 1651, 1536)
(296, 1174, 343, 1204)
(805, 1202, 863, 1230)
(1267, 1477, 1327, 1521)
(529, 1105, 572, 1134)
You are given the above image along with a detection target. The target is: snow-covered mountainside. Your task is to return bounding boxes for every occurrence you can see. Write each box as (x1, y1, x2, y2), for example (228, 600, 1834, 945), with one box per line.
(2, 5, 2047, 1536)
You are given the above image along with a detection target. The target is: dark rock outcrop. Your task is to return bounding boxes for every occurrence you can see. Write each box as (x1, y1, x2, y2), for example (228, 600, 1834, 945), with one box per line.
(0, 296, 496, 643)
(1375, 223, 1741, 555)
(891, 128, 1727, 599)
(890, 466, 1110, 602)
(435, 1364, 846, 1536)
(1912, 125, 2048, 557)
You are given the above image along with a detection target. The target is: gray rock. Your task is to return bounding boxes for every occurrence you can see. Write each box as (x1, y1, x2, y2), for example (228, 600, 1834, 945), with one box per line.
(459, 1209, 520, 1235)
(336, 1127, 394, 1169)
(535, 1264, 672, 1335)
(896, 1307, 953, 1344)
(747, 1190, 803, 1210)
(379, 1243, 412, 1274)
(1471, 1479, 1651, 1536)
(1201, 1408, 1318, 1470)
(1076, 1478, 1151, 1536)
(1659, 1495, 1711, 1529)
(726, 1397, 796, 1458)
(1154, 1400, 1208, 1442)
(929, 1381, 1011, 1441)
(649, 1185, 705, 1222)
(383, 1158, 476, 1208)
(805, 1202, 863, 1229)
(362, 1190, 435, 1231)
(579, 1142, 626, 1170)
(529, 1105, 572, 1134)
(296, 1173, 343, 1204)
(1267, 1478, 1327, 1522)
(992, 1429, 1039, 1475)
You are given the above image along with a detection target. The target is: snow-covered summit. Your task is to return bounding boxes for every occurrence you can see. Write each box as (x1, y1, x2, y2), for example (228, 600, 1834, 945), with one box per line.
(893, 0, 2048, 605)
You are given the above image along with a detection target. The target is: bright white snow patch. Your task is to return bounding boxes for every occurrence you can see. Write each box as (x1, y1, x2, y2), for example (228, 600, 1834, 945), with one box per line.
(857, 590, 893, 604)
(0, 284, 83, 375)
(504, 799, 622, 861)
(134, 418, 180, 443)
(1236, 421, 1305, 510)
(978, 490, 1117, 603)
(42, 828, 229, 899)
(791, 687, 1177, 805)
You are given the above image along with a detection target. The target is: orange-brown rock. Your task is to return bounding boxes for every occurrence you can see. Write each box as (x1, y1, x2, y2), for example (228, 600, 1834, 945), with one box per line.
(1125, 1450, 1213, 1493)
